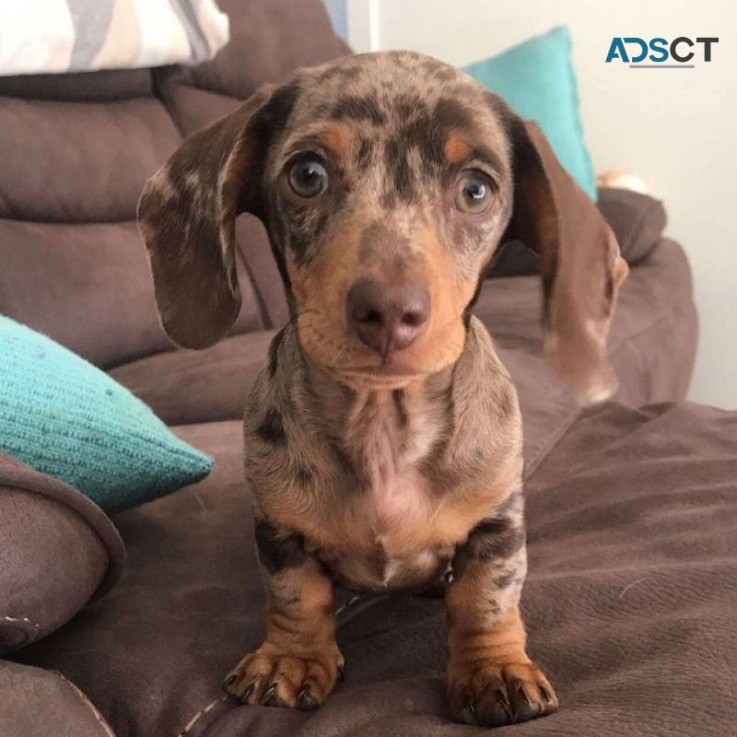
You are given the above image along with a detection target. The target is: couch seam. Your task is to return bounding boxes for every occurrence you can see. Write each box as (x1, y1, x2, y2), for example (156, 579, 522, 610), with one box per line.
(56, 672, 116, 737)
(523, 406, 583, 481)
(1, 614, 41, 629)
(175, 695, 230, 737)
(609, 299, 684, 354)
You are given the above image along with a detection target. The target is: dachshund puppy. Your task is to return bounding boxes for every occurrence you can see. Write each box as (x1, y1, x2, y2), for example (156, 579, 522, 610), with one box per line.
(138, 51, 627, 727)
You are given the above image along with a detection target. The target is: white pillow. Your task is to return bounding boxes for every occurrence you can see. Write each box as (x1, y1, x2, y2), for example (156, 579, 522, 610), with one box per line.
(0, 0, 229, 76)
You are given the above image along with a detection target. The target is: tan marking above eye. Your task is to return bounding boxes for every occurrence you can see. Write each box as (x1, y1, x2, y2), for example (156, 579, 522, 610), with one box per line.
(445, 133, 472, 164)
(318, 124, 354, 161)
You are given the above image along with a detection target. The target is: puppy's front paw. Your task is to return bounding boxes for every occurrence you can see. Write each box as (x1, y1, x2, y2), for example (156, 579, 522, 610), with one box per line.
(447, 660, 558, 727)
(223, 645, 344, 711)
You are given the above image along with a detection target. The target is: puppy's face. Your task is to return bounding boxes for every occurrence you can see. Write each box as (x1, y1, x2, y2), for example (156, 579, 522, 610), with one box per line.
(139, 51, 625, 404)
(261, 54, 513, 388)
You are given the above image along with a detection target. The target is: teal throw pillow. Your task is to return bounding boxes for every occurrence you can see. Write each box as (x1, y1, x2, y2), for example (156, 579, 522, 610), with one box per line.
(463, 25, 596, 199)
(0, 317, 212, 513)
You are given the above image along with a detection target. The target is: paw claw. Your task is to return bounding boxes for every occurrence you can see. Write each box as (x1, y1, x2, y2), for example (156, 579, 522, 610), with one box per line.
(224, 647, 344, 711)
(263, 682, 278, 706)
(518, 684, 533, 706)
(454, 695, 476, 726)
(242, 683, 255, 703)
(297, 683, 318, 711)
(486, 698, 512, 728)
(495, 687, 510, 708)
(448, 660, 557, 727)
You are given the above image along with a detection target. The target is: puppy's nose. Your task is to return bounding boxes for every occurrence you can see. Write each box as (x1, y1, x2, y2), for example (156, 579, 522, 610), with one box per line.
(346, 278, 430, 359)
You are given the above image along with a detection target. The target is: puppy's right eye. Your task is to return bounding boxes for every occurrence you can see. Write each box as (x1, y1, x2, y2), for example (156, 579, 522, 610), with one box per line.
(288, 158, 328, 198)
(454, 170, 494, 215)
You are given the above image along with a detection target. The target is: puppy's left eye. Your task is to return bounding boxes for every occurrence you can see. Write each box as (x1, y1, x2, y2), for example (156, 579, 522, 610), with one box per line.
(455, 171, 494, 214)
(288, 158, 328, 198)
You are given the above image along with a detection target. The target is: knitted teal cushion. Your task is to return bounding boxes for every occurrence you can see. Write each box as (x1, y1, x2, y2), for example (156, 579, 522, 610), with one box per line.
(463, 26, 596, 200)
(0, 317, 212, 513)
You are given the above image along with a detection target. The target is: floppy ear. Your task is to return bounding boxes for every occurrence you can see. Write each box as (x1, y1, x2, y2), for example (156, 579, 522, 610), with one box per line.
(503, 118, 629, 405)
(137, 83, 298, 349)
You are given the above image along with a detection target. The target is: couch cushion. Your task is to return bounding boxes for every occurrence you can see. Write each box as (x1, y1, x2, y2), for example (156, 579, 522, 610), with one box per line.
(0, 97, 180, 222)
(0, 68, 152, 101)
(13, 402, 737, 737)
(0, 90, 266, 368)
(596, 187, 667, 265)
(109, 330, 278, 427)
(0, 453, 124, 654)
(154, 0, 351, 134)
(0, 662, 117, 737)
(0, 220, 263, 369)
(0, 221, 172, 368)
(606, 238, 697, 403)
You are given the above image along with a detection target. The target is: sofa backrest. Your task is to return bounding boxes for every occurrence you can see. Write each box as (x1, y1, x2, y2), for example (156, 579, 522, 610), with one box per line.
(0, 0, 348, 369)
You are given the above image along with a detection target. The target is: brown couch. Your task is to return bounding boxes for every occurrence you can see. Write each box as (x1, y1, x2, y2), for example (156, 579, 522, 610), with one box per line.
(3, 1, 736, 735)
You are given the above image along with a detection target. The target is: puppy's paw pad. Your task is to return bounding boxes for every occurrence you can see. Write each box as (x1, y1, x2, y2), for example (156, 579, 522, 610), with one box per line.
(448, 660, 557, 727)
(223, 647, 344, 710)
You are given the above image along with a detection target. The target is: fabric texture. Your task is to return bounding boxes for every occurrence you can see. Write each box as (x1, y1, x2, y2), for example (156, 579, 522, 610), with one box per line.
(0, 452, 125, 654)
(0, 317, 212, 512)
(109, 329, 279, 426)
(463, 25, 596, 199)
(14, 402, 737, 737)
(0, 220, 264, 369)
(0, 0, 229, 76)
(0, 662, 116, 737)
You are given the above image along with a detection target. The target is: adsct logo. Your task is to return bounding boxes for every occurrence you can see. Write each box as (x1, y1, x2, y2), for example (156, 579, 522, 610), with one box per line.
(606, 37, 719, 67)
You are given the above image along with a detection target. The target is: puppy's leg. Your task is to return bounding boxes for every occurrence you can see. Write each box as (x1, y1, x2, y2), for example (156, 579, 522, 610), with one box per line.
(446, 488, 558, 727)
(224, 518, 343, 710)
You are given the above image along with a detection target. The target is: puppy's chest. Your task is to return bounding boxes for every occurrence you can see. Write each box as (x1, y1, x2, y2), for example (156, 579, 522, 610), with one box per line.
(313, 473, 452, 591)
(308, 392, 457, 590)
(348, 392, 437, 521)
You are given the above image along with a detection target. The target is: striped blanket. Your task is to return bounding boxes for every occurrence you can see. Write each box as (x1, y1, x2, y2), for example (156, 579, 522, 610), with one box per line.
(0, 0, 229, 76)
